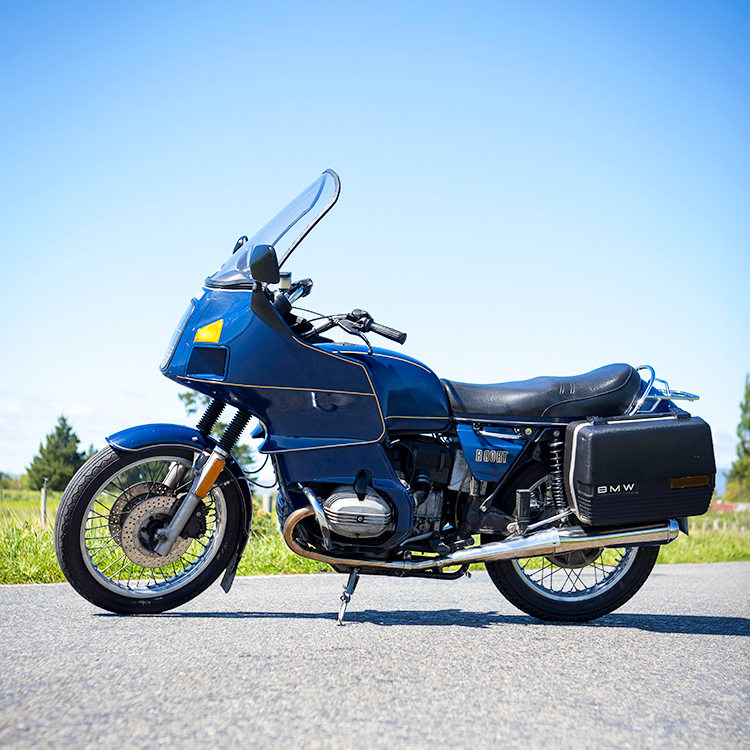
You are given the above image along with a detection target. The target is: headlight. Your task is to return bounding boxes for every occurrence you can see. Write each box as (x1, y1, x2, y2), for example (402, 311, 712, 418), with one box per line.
(160, 299, 196, 371)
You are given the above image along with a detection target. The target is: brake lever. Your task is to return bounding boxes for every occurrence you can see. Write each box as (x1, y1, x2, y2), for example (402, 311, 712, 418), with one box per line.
(338, 318, 373, 354)
(288, 278, 314, 305)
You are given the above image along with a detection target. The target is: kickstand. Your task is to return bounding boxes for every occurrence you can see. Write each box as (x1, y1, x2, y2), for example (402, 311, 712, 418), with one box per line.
(337, 567, 361, 626)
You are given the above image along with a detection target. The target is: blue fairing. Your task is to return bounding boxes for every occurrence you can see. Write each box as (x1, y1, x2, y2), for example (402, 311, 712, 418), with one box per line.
(321, 344, 451, 434)
(159, 285, 456, 546)
(162, 287, 450, 452)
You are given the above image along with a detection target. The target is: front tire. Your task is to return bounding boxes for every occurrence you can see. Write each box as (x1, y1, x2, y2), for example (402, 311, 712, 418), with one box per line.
(55, 445, 241, 614)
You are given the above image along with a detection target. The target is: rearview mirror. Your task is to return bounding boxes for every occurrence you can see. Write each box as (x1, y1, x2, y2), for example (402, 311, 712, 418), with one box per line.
(249, 244, 280, 284)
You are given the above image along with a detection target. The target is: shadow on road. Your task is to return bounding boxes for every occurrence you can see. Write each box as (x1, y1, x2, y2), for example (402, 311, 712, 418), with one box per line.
(99, 609, 750, 635)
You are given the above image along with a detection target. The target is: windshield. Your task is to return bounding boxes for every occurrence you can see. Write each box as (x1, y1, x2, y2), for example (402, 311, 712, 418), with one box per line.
(207, 169, 340, 287)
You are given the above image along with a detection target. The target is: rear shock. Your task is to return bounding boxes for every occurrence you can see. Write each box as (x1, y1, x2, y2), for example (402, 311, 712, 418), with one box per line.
(548, 438, 569, 512)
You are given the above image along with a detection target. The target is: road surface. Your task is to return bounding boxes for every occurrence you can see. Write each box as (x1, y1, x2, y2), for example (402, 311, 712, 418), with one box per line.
(1, 563, 748, 749)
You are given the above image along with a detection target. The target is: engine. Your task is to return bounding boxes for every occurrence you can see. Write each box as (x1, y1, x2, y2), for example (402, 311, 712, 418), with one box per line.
(312, 437, 459, 542)
(385, 436, 457, 539)
(323, 486, 394, 538)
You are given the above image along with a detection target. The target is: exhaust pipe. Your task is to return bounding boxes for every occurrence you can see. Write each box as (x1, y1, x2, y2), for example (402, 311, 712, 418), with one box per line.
(282, 507, 680, 572)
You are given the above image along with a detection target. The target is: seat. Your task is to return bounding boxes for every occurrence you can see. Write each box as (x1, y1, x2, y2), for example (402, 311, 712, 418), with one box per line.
(441, 363, 641, 419)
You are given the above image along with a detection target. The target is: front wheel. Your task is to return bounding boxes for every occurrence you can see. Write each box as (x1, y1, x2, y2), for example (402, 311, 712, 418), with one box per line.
(55, 445, 241, 614)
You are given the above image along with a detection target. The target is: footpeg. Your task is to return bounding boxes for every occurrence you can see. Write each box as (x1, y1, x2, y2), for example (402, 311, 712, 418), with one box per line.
(337, 567, 360, 626)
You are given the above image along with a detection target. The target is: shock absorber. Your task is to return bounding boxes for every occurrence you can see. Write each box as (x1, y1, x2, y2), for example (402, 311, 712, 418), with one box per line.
(218, 411, 251, 453)
(548, 437, 569, 512)
(196, 399, 225, 436)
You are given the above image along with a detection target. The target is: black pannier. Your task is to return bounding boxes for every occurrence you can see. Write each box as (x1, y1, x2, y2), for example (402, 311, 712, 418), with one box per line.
(564, 414, 715, 526)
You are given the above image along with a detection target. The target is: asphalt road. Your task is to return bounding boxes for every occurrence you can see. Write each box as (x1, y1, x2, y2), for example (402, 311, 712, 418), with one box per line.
(1, 563, 748, 750)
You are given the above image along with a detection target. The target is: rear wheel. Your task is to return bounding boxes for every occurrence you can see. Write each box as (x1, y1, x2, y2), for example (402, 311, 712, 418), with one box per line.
(483, 463, 660, 621)
(55, 445, 241, 614)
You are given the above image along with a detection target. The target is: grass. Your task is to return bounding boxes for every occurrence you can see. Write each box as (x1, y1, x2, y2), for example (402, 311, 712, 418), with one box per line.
(0, 490, 330, 585)
(656, 510, 750, 564)
(0, 489, 62, 525)
(0, 490, 748, 585)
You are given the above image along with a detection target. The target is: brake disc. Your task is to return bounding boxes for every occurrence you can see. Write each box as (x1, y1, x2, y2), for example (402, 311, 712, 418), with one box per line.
(108, 482, 173, 544)
(119, 495, 192, 569)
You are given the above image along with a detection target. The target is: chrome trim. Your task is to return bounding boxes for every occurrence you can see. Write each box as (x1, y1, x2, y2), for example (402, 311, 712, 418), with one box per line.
(525, 509, 573, 533)
(629, 365, 700, 415)
(283, 508, 680, 572)
(628, 365, 656, 414)
(453, 417, 570, 427)
(154, 447, 228, 556)
(477, 428, 526, 440)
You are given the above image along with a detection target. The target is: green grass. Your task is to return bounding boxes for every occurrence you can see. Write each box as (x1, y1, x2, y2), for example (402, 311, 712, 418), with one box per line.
(1, 491, 748, 585)
(0, 523, 62, 584)
(656, 510, 750, 564)
(0, 489, 62, 525)
(0, 491, 330, 585)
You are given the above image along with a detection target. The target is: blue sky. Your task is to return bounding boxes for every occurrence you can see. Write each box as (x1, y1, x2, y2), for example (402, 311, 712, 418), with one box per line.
(1, 0, 748, 476)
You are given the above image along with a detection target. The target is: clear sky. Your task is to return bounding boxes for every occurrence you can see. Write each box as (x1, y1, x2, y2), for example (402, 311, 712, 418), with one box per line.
(1, 0, 748, 477)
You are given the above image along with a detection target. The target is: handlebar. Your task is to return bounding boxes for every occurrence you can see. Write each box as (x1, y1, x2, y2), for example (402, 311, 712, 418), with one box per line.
(276, 281, 407, 346)
(368, 321, 407, 344)
(346, 309, 407, 344)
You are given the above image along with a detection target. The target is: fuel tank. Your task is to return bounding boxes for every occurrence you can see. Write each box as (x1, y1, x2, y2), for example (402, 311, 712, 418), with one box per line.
(321, 344, 451, 434)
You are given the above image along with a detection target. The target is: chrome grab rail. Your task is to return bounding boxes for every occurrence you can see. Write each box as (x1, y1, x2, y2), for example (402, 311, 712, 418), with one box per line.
(627, 365, 699, 415)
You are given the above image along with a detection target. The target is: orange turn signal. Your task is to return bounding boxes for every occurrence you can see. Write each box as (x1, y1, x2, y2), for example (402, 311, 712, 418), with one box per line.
(194, 319, 224, 343)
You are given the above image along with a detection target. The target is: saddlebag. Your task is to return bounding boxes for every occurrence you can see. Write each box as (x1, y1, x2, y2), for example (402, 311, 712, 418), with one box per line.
(564, 413, 715, 526)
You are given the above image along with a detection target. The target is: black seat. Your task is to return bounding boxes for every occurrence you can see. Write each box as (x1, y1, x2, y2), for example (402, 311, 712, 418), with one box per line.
(441, 363, 641, 419)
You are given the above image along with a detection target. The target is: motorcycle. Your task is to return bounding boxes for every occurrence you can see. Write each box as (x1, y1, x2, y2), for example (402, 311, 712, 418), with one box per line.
(55, 169, 716, 624)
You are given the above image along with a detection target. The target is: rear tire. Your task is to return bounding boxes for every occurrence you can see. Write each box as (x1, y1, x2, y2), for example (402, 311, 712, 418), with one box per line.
(55, 445, 241, 614)
(485, 545, 659, 622)
(483, 462, 660, 621)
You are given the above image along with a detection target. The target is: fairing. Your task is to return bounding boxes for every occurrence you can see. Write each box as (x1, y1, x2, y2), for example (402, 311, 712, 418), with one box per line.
(162, 286, 451, 451)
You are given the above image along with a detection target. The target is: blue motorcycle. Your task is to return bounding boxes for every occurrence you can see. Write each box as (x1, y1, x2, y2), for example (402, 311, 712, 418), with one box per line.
(55, 170, 716, 623)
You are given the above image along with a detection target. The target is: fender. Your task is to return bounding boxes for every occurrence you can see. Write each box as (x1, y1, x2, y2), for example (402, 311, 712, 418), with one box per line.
(106, 423, 253, 591)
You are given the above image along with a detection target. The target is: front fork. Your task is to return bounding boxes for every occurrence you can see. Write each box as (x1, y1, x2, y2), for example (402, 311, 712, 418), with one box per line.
(154, 406, 250, 557)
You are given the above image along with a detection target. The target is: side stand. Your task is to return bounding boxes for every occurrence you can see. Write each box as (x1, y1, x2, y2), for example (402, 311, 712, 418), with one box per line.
(337, 567, 361, 626)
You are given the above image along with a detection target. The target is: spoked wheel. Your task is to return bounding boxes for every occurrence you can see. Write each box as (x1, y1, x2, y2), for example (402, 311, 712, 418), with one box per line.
(55, 445, 241, 614)
(483, 463, 660, 622)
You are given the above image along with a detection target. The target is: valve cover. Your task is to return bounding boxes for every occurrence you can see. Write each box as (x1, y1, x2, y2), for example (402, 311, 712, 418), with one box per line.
(323, 486, 394, 538)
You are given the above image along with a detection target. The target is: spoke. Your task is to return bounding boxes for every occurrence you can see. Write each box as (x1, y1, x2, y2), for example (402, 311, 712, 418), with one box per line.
(85, 543, 120, 552)
(105, 557, 131, 579)
(567, 566, 585, 591)
(98, 552, 127, 573)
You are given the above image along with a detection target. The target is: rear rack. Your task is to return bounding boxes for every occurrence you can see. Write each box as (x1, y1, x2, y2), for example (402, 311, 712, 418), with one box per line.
(627, 365, 700, 415)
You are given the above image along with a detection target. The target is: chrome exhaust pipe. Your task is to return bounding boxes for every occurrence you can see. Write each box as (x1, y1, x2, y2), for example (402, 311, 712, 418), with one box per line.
(282, 507, 680, 572)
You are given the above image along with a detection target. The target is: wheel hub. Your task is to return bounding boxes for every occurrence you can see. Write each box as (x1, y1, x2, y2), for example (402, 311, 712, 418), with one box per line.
(546, 547, 603, 568)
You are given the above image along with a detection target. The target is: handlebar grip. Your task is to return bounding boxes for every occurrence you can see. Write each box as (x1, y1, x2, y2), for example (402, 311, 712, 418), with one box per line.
(370, 321, 407, 344)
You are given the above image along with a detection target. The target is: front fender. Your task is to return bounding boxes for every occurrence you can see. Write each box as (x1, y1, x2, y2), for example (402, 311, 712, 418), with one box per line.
(107, 423, 213, 453)
(106, 423, 253, 591)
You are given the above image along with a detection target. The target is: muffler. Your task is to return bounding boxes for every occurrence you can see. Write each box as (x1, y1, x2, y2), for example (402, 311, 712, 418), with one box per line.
(282, 507, 680, 572)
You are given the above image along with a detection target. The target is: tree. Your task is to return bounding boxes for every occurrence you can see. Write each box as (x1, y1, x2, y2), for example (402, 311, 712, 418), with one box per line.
(27, 416, 87, 491)
(179, 392, 256, 473)
(724, 374, 750, 503)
